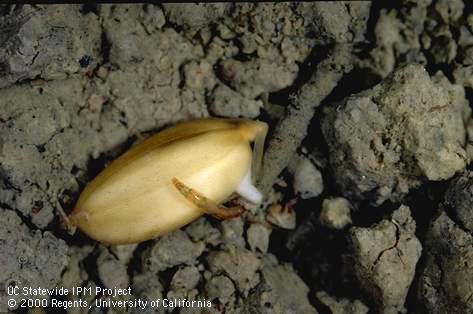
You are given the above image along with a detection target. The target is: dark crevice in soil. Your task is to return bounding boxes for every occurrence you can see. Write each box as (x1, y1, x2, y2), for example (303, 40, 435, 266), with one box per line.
(161, 18, 184, 34)
(55, 227, 97, 247)
(423, 60, 456, 82)
(178, 59, 192, 89)
(99, 29, 111, 65)
(12, 74, 43, 87)
(404, 181, 449, 242)
(231, 39, 257, 62)
(80, 4, 98, 15)
(443, 202, 472, 235)
(311, 294, 333, 314)
(465, 87, 473, 112)
(159, 265, 181, 294)
(127, 241, 153, 279)
(82, 246, 103, 291)
(402, 180, 450, 313)
(86, 153, 109, 182)
(0, 201, 37, 231)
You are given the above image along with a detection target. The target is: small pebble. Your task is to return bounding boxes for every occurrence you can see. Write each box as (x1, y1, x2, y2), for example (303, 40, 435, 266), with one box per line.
(247, 223, 271, 253)
(291, 157, 324, 199)
(319, 197, 352, 230)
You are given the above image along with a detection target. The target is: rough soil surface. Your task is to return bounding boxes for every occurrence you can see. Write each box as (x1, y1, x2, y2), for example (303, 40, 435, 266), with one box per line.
(323, 64, 469, 205)
(1, 2, 473, 314)
(417, 211, 473, 314)
(348, 205, 422, 313)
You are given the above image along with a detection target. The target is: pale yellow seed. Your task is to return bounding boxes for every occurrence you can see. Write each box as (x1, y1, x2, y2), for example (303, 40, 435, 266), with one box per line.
(69, 118, 267, 244)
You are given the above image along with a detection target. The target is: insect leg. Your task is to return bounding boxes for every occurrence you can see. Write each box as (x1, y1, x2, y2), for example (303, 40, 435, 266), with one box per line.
(171, 177, 245, 219)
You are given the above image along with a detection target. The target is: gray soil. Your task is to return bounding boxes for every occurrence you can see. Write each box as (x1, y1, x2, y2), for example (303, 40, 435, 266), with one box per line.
(1, 2, 473, 313)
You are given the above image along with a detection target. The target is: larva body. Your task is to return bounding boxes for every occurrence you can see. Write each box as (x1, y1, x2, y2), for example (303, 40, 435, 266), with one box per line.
(69, 119, 267, 244)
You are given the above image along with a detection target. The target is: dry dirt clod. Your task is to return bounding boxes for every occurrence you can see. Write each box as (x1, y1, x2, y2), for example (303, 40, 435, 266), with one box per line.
(347, 205, 422, 313)
(323, 64, 469, 205)
(418, 207, 473, 313)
